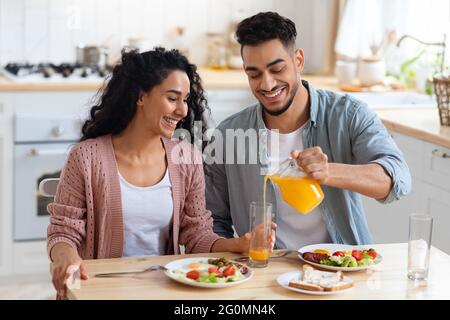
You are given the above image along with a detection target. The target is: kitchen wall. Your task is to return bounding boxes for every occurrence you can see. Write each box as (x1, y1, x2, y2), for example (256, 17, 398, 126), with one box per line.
(0, 0, 275, 66)
(0, 0, 337, 72)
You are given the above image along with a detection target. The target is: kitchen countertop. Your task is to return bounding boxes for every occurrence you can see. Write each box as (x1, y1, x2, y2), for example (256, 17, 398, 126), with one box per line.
(0, 67, 337, 91)
(2, 69, 448, 148)
(375, 108, 450, 149)
(66, 243, 450, 300)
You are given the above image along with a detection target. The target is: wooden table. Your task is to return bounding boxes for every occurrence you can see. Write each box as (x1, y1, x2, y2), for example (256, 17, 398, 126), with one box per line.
(67, 243, 450, 300)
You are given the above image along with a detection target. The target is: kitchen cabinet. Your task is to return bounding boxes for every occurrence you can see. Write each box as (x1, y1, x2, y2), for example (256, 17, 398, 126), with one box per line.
(0, 93, 14, 275)
(0, 137, 4, 272)
(420, 182, 450, 255)
(206, 89, 256, 125)
(422, 143, 450, 193)
(363, 131, 450, 254)
(0, 90, 95, 276)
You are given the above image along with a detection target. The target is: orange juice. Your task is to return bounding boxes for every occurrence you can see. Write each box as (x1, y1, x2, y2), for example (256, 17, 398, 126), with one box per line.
(249, 248, 270, 261)
(264, 175, 324, 214)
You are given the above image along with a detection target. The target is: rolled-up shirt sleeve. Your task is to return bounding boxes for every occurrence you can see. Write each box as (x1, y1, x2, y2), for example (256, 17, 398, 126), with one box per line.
(349, 101, 412, 203)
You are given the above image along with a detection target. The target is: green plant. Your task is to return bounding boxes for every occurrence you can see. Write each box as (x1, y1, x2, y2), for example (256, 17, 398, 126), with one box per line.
(398, 49, 425, 87)
(424, 80, 433, 95)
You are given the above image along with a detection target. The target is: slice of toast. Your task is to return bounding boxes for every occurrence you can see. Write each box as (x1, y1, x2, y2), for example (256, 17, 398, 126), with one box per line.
(288, 264, 352, 292)
(302, 264, 343, 283)
(322, 281, 354, 292)
(288, 280, 324, 291)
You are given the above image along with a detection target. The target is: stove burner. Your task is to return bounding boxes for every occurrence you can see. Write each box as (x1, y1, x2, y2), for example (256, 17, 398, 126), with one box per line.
(98, 67, 110, 78)
(37, 63, 56, 78)
(3, 62, 112, 80)
(56, 63, 76, 78)
(5, 63, 35, 76)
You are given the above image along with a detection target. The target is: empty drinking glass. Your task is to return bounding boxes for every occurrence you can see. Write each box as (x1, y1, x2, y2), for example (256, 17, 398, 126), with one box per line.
(408, 214, 433, 281)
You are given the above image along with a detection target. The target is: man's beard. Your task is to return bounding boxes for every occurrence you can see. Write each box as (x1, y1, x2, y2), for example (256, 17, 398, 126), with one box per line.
(259, 80, 299, 116)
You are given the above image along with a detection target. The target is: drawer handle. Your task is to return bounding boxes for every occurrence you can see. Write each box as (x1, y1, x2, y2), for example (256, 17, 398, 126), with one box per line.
(28, 148, 70, 156)
(432, 149, 450, 159)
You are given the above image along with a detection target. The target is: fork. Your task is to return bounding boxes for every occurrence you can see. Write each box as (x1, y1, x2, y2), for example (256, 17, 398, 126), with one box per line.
(234, 249, 297, 262)
(95, 264, 168, 278)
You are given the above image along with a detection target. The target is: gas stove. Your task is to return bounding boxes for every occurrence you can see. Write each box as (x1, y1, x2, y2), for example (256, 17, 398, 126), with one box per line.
(2, 62, 112, 83)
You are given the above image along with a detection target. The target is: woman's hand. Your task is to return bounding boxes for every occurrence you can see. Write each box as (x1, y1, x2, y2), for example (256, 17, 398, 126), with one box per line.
(211, 223, 277, 254)
(50, 243, 89, 298)
(241, 222, 277, 254)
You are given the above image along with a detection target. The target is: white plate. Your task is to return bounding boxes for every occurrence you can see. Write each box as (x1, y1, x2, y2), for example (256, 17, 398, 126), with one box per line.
(277, 271, 354, 295)
(298, 243, 383, 272)
(164, 257, 253, 288)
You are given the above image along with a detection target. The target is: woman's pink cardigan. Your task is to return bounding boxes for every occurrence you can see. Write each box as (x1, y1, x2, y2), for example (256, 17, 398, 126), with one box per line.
(47, 134, 223, 259)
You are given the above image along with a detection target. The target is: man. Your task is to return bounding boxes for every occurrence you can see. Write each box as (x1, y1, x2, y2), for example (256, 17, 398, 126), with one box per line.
(204, 12, 411, 248)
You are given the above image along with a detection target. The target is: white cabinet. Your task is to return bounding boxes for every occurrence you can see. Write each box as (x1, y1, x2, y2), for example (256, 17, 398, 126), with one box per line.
(206, 89, 256, 125)
(363, 131, 450, 254)
(362, 188, 416, 246)
(0, 90, 96, 276)
(420, 182, 450, 254)
(0, 93, 14, 275)
(422, 143, 450, 193)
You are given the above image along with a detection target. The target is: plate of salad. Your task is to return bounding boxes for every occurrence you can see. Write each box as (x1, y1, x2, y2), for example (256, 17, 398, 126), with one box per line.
(164, 257, 253, 288)
(298, 243, 382, 272)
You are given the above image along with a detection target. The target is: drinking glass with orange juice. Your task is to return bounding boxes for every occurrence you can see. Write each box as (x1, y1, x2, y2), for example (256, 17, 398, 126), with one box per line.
(264, 158, 324, 214)
(248, 201, 272, 268)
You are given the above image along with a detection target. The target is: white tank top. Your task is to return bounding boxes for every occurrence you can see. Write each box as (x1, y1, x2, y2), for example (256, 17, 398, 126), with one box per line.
(119, 169, 173, 257)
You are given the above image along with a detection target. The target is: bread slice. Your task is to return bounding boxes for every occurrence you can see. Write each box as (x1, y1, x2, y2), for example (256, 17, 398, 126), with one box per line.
(288, 264, 352, 292)
(322, 281, 354, 292)
(302, 264, 343, 283)
(288, 280, 324, 291)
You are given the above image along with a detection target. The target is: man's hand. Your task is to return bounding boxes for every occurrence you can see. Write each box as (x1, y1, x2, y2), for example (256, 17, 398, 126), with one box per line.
(291, 147, 329, 184)
(292, 147, 393, 199)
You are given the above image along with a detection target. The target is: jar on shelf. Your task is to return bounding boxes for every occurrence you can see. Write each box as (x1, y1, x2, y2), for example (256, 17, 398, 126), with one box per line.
(206, 32, 227, 70)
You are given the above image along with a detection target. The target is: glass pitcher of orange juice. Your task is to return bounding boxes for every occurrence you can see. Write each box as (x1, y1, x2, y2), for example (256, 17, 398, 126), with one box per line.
(264, 158, 324, 214)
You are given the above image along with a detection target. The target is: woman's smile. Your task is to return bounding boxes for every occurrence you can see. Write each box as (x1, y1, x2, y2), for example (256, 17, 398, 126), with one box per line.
(161, 115, 179, 130)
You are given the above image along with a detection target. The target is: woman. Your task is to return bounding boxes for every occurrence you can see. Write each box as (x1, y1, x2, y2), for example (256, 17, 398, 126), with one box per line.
(47, 47, 269, 297)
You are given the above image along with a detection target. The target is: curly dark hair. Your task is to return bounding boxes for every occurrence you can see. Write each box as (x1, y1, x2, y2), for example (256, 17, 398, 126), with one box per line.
(235, 12, 297, 51)
(81, 47, 209, 143)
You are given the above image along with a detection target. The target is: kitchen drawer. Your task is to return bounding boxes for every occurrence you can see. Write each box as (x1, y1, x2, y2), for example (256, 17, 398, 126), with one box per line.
(206, 89, 255, 102)
(389, 131, 425, 180)
(421, 182, 450, 254)
(206, 89, 256, 125)
(14, 91, 95, 113)
(422, 142, 450, 192)
(363, 173, 425, 244)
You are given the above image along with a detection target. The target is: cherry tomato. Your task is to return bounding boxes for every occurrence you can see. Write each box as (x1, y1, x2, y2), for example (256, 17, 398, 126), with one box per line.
(352, 250, 363, 261)
(333, 251, 345, 257)
(186, 270, 200, 280)
(222, 265, 236, 277)
(367, 249, 377, 259)
(208, 267, 222, 276)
